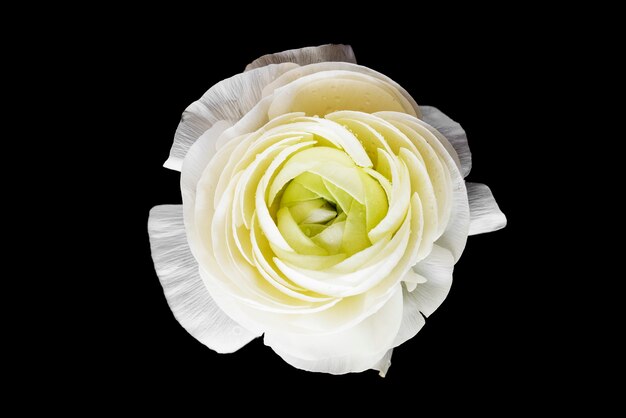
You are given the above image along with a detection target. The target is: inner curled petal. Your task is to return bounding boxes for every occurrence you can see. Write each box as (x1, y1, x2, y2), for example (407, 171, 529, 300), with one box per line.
(272, 146, 388, 258)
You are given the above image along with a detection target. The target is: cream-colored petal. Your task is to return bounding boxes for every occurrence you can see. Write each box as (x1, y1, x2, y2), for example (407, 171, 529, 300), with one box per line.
(367, 151, 411, 243)
(274, 201, 413, 297)
(268, 70, 416, 119)
(262, 62, 420, 118)
(264, 285, 403, 375)
(375, 114, 451, 238)
(327, 111, 420, 159)
(254, 142, 317, 252)
(377, 112, 469, 261)
(398, 148, 438, 261)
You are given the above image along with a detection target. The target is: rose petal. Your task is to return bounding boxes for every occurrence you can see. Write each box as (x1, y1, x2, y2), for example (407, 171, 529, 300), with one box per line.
(212, 63, 421, 157)
(259, 118, 373, 169)
(467, 182, 507, 235)
(268, 146, 367, 206)
(255, 142, 318, 252)
(327, 111, 420, 163)
(420, 106, 471, 178)
(165, 63, 298, 171)
(376, 114, 451, 238)
(214, 173, 319, 308)
(184, 119, 334, 313)
(268, 70, 416, 119)
(372, 349, 394, 377)
(214, 113, 309, 208)
(262, 62, 421, 118)
(245, 44, 356, 71)
(398, 148, 438, 261)
(367, 150, 411, 244)
(264, 284, 403, 374)
(148, 205, 259, 353)
(234, 133, 314, 228)
(181, 121, 234, 267)
(277, 206, 328, 256)
(393, 284, 426, 347)
(377, 112, 470, 261)
(249, 215, 338, 304)
(402, 269, 428, 292)
(392, 245, 454, 349)
(412, 244, 454, 317)
(273, 197, 416, 298)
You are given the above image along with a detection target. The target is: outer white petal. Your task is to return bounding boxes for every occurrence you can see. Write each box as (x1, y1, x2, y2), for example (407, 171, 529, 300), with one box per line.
(467, 182, 507, 235)
(181, 121, 233, 265)
(264, 285, 403, 374)
(393, 283, 426, 347)
(372, 349, 393, 377)
(390, 246, 453, 352)
(148, 205, 259, 353)
(181, 122, 271, 318)
(245, 44, 356, 71)
(420, 106, 471, 178)
(165, 63, 298, 171)
(412, 244, 455, 317)
(436, 167, 470, 262)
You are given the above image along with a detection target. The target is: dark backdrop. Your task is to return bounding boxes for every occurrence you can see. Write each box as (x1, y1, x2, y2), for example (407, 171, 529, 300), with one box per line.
(97, 23, 548, 405)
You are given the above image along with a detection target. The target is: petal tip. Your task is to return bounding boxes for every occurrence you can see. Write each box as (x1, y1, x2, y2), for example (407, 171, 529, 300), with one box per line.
(164, 156, 183, 172)
(467, 182, 507, 235)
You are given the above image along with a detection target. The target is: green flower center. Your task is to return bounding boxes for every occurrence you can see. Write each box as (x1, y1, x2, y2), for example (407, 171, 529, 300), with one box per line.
(275, 146, 388, 257)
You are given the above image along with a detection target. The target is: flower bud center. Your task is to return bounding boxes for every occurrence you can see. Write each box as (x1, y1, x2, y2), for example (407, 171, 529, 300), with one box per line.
(275, 148, 388, 257)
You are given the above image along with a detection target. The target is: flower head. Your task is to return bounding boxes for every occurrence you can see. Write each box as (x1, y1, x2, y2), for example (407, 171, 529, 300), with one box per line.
(148, 45, 506, 375)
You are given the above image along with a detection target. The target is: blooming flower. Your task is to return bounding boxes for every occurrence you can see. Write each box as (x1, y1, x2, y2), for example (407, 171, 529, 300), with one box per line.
(148, 45, 506, 375)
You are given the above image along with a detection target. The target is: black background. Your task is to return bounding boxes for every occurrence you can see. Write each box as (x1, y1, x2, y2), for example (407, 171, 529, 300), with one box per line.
(92, 20, 556, 404)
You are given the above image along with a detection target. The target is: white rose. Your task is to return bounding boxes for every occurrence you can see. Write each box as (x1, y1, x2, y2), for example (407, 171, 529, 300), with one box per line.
(148, 45, 506, 375)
